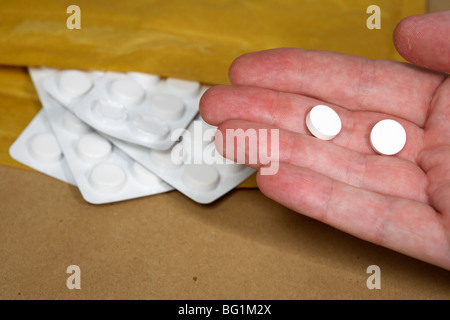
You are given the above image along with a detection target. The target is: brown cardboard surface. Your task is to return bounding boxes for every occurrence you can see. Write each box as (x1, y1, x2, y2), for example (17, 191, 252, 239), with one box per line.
(1, 164, 450, 299)
(1, 1, 450, 300)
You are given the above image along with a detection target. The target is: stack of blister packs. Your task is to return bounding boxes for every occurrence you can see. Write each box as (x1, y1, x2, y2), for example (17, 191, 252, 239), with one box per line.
(9, 67, 255, 204)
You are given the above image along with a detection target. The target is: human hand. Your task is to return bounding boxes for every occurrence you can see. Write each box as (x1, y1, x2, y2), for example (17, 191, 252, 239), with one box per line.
(199, 11, 450, 270)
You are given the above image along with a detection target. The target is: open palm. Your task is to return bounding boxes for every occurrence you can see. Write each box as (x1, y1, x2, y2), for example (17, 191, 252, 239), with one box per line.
(200, 11, 450, 270)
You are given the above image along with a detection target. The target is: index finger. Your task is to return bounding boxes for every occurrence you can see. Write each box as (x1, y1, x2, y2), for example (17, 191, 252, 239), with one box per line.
(228, 48, 445, 127)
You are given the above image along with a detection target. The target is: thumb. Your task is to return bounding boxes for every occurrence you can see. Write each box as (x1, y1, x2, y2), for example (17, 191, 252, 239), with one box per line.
(394, 11, 450, 73)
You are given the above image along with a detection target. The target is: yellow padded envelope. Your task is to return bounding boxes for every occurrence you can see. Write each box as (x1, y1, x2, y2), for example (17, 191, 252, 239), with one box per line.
(0, 0, 425, 188)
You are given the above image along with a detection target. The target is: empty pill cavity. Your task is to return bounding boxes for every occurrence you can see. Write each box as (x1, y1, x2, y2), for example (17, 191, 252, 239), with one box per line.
(29, 132, 62, 163)
(63, 110, 91, 134)
(76, 132, 112, 162)
(109, 77, 145, 107)
(132, 115, 170, 141)
(370, 119, 406, 156)
(58, 70, 93, 98)
(131, 161, 163, 185)
(93, 100, 128, 123)
(150, 93, 185, 120)
(182, 164, 220, 191)
(166, 78, 200, 98)
(89, 162, 126, 192)
(306, 105, 342, 140)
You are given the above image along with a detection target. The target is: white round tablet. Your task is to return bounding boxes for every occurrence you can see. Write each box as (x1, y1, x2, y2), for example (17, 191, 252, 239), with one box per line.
(203, 142, 245, 172)
(131, 161, 163, 185)
(149, 145, 185, 168)
(132, 115, 169, 141)
(370, 119, 406, 156)
(180, 121, 214, 151)
(182, 164, 220, 191)
(29, 132, 62, 163)
(89, 163, 126, 192)
(306, 105, 342, 140)
(150, 93, 185, 120)
(58, 70, 93, 98)
(109, 77, 145, 107)
(93, 100, 128, 123)
(88, 70, 105, 79)
(63, 110, 91, 134)
(166, 78, 200, 98)
(76, 132, 112, 162)
(127, 72, 160, 88)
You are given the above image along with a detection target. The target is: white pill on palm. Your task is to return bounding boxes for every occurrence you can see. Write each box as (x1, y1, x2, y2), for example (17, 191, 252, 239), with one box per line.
(370, 119, 406, 156)
(306, 105, 342, 140)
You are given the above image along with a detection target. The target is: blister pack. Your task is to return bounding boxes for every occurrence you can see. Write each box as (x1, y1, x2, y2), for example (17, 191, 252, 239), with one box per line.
(9, 110, 76, 186)
(41, 68, 104, 107)
(29, 67, 174, 204)
(108, 115, 256, 204)
(43, 67, 207, 150)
